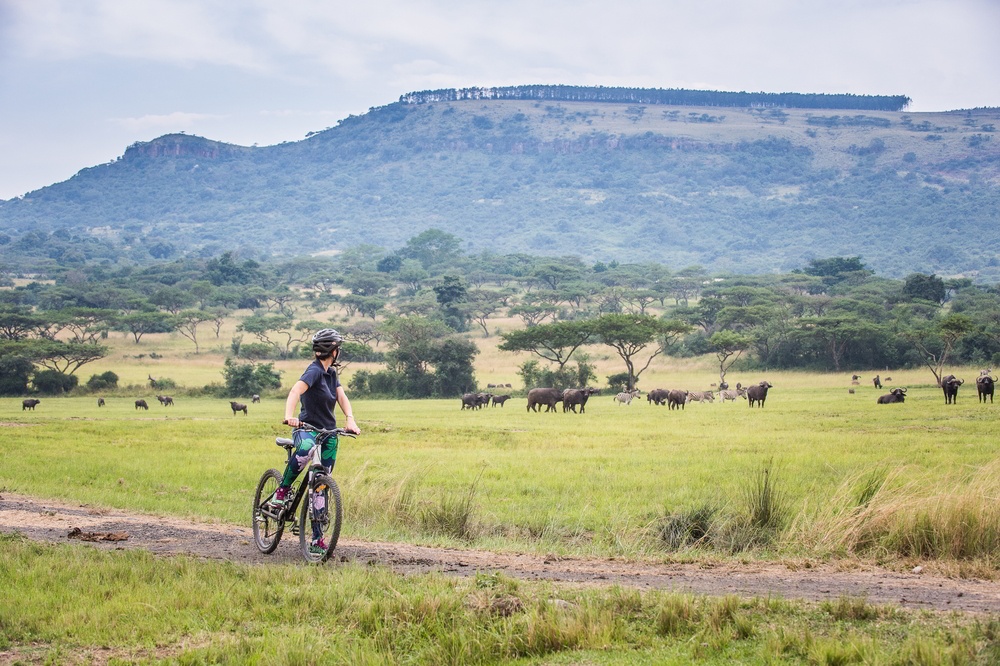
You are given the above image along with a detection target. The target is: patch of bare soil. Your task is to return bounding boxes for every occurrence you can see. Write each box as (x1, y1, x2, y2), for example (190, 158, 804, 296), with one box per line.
(3, 493, 999, 614)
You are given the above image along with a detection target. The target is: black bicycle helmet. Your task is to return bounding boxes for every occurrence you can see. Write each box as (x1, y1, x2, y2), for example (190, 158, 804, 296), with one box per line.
(312, 328, 343, 356)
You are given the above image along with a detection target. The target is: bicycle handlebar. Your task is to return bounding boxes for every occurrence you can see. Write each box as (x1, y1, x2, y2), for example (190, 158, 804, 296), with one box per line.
(283, 420, 358, 438)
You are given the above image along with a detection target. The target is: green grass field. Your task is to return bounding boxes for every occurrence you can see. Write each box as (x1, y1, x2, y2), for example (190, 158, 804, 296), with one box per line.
(5, 533, 996, 665)
(3, 372, 999, 562)
(5, 354, 1000, 662)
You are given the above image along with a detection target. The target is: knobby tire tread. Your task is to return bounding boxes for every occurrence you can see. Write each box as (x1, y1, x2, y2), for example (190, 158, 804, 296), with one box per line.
(299, 473, 342, 563)
(252, 468, 284, 554)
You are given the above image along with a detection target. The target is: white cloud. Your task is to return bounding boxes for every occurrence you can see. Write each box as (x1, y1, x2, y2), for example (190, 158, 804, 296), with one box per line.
(2, 0, 999, 198)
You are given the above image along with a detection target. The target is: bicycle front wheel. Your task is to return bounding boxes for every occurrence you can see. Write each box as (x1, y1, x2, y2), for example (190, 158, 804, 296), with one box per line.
(252, 468, 285, 554)
(299, 473, 342, 563)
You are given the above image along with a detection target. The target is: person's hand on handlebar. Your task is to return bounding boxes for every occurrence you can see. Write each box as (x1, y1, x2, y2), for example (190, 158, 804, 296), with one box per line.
(283, 417, 301, 428)
(343, 414, 361, 436)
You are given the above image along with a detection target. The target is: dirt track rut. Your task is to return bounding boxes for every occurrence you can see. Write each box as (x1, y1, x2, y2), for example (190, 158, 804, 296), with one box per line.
(3, 493, 999, 614)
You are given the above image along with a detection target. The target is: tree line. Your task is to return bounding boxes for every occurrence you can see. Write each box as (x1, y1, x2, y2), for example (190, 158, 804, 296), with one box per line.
(1, 231, 998, 398)
(399, 85, 911, 111)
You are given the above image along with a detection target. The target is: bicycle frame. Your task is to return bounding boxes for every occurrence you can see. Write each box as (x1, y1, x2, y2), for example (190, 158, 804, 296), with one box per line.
(267, 430, 332, 523)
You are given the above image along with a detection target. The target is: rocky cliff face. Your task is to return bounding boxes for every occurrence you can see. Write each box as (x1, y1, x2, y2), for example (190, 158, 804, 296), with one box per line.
(123, 134, 248, 160)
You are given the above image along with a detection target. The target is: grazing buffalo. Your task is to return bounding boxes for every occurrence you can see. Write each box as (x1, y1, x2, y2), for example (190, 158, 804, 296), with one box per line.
(666, 389, 688, 410)
(491, 394, 511, 407)
(941, 375, 964, 405)
(461, 393, 491, 410)
(135, 399, 149, 410)
(252, 394, 261, 404)
(97, 397, 106, 407)
(976, 375, 996, 404)
(527, 387, 564, 413)
(647, 388, 669, 406)
(230, 401, 248, 416)
(22, 398, 40, 411)
(877, 387, 907, 404)
(745, 381, 773, 408)
(157, 395, 174, 406)
(562, 387, 599, 413)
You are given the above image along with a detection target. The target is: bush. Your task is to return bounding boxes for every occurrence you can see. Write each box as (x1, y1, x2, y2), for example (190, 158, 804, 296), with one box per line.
(0, 356, 33, 395)
(152, 377, 177, 390)
(221, 359, 282, 397)
(32, 369, 79, 395)
(86, 371, 119, 390)
(239, 342, 279, 360)
(521, 359, 596, 392)
(605, 372, 631, 391)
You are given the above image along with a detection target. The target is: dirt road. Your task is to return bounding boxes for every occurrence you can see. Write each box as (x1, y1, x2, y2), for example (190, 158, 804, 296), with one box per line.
(3, 493, 998, 614)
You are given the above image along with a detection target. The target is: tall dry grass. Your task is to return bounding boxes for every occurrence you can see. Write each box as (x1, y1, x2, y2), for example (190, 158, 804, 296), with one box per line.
(790, 461, 1000, 561)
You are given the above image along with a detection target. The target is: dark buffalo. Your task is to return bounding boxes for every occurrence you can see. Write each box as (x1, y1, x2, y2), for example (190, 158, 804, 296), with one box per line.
(666, 389, 688, 410)
(97, 397, 105, 407)
(872, 375, 882, 389)
(252, 394, 261, 404)
(941, 375, 964, 405)
(157, 395, 174, 406)
(877, 387, 907, 404)
(22, 398, 40, 411)
(647, 388, 669, 406)
(527, 387, 564, 413)
(562, 387, 599, 413)
(976, 375, 996, 404)
(491, 394, 511, 407)
(135, 399, 149, 410)
(230, 401, 248, 416)
(745, 381, 773, 408)
(461, 393, 491, 410)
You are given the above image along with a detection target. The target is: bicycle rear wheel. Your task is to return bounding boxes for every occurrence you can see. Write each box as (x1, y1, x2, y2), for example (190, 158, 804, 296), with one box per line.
(252, 468, 285, 554)
(299, 473, 342, 563)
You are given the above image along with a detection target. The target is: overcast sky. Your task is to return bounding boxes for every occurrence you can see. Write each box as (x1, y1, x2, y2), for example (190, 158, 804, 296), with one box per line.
(1, 0, 998, 200)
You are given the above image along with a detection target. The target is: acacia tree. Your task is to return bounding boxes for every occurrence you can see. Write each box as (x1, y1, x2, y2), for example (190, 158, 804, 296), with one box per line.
(903, 313, 974, 385)
(709, 330, 750, 384)
(592, 314, 690, 390)
(32, 340, 109, 375)
(795, 316, 881, 373)
(498, 320, 595, 371)
(42, 308, 116, 343)
(238, 314, 311, 357)
(467, 290, 503, 338)
(174, 310, 214, 353)
(114, 311, 176, 343)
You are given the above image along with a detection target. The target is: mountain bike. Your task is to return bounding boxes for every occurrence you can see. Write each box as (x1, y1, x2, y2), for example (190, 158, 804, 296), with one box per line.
(252, 423, 355, 563)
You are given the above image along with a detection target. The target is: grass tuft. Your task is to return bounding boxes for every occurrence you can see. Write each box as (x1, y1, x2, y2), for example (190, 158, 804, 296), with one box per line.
(657, 503, 718, 550)
(419, 469, 483, 541)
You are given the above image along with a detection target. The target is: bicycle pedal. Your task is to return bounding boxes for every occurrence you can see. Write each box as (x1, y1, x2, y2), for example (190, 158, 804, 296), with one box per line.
(291, 524, 300, 535)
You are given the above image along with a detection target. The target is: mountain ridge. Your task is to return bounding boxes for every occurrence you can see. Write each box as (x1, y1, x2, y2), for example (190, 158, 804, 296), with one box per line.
(2, 88, 999, 279)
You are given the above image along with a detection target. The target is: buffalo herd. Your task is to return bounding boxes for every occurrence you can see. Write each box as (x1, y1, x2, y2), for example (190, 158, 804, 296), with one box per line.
(457, 379, 784, 414)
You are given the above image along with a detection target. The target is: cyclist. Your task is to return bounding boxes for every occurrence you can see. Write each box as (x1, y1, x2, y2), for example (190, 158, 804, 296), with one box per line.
(269, 328, 360, 553)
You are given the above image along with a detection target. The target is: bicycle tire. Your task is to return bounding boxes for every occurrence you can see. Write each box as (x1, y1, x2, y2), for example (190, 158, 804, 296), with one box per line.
(299, 473, 342, 563)
(252, 468, 285, 554)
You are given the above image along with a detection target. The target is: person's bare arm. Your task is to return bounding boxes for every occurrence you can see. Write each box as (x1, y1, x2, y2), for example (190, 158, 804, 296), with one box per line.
(283, 380, 309, 427)
(336, 386, 360, 434)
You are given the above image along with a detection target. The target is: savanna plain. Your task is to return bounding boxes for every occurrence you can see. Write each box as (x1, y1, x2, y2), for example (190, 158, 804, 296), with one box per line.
(3, 326, 1000, 664)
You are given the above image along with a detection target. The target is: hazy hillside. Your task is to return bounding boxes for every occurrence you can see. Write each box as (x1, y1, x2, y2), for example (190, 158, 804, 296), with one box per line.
(2, 88, 999, 278)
